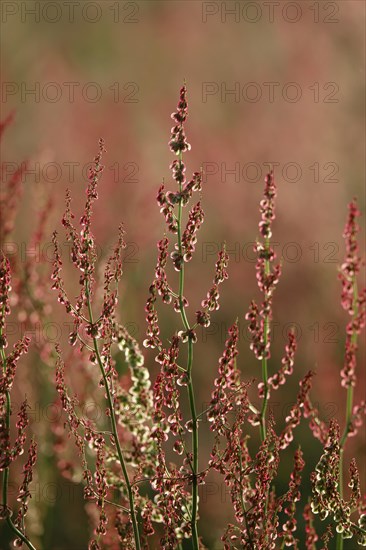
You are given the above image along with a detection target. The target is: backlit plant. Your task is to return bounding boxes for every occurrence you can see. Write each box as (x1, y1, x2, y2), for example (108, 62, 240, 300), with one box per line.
(0, 87, 365, 549)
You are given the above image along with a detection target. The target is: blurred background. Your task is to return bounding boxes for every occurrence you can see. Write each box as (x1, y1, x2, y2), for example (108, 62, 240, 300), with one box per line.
(1, 1, 365, 548)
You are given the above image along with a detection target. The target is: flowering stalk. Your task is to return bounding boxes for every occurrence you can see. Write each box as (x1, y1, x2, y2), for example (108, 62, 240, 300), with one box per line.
(145, 85, 229, 548)
(0, 256, 36, 550)
(311, 420, 366, 544)
(85, 281, 141, 550)
(177, 166, 199, 550)
(339, 278, 358, 451)
(259, 234, 270, 442)
(169, 87, 199, 550)
(309, 200, 366, 549)
(336, 200, 366, 550)
(52, 141, 142, 549)
(246, 170, 281, 441)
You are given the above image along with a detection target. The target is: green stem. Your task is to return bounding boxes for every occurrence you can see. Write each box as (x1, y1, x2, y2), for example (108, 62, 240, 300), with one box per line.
(5, 513, 37, 550)
(176, 152, 199, 550)
(85, 285, 141, 550)
(259, 237, 271, 442)
(337, 280, 358, 550)
(259, 353, 268, 442)
(336, 527, 343, 550)
(186, 339, 199, 549)
(258, 237, 272, 543)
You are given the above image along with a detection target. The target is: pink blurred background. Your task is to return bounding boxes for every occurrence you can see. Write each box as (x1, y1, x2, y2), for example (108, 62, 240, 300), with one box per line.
(1, 1, 365, 548)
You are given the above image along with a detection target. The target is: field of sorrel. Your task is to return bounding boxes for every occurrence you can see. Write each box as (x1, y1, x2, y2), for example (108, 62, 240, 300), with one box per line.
(1, 2, 365, 549)
(1, 83, 365, 549)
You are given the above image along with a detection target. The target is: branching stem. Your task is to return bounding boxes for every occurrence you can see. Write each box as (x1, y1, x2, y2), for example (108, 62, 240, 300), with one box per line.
(85, 284, 141, 550)
(337, 280, 358, 550)
(176, 151, 199, 550)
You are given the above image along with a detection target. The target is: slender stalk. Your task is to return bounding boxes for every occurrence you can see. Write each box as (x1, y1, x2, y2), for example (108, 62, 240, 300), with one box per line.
(238, 450, 254, 549)
(186, 339, 199, 549)
(0, 312, 36, 550)
(259, 236, 271, 442)
(259, 354, 268, 441)
(336, 462, 344, 550)
(337, 281, 358, 550)
(85, 285, 141, 550)
(257, 234, 273, 545)
(176, 151, 200, 550)
(5, 513, 36, 550)
(340, 282, 358, 450)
